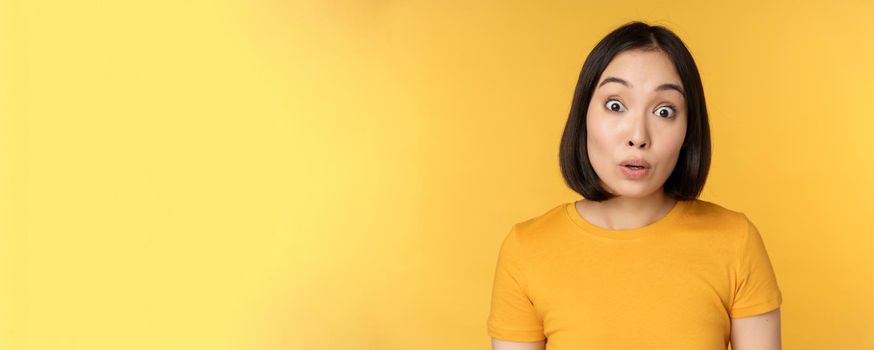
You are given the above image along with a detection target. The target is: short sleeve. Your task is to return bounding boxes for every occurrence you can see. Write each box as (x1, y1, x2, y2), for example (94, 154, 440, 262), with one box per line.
(730, 215, 783, 318)
(486, 225, 545, 341)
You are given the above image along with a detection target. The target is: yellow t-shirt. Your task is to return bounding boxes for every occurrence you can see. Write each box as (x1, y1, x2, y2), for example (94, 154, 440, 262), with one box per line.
(486, 199, 783, 349)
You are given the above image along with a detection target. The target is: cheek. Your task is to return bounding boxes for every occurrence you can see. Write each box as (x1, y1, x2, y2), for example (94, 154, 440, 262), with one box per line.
(668, 121, 688, 151)
(657, 125, 688, 170)
(663, 128, 686, 152)
(585, 115, 614, 166)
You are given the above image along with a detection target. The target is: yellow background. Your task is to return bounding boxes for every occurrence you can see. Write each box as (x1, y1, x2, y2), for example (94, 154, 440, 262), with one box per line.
(2, 0, 872, 349)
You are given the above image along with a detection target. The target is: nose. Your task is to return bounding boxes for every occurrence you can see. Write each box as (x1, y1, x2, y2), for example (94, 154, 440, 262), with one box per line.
(626, 113, 650, 149)
(628, 138, 648, 148)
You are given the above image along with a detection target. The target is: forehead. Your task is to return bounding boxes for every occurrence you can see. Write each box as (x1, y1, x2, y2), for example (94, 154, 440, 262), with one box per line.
(599, 49, 681, 88)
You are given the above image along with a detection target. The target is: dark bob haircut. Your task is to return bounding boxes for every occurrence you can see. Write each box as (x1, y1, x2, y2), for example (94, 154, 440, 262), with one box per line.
(559, 21, 711, 202)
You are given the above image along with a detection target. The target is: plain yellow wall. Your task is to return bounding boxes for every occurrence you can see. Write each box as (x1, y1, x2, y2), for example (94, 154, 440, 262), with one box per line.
(2, 0, 873, 349)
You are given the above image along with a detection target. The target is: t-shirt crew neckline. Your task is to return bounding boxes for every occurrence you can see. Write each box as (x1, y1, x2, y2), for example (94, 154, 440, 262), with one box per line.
(564, 199, 691, 240)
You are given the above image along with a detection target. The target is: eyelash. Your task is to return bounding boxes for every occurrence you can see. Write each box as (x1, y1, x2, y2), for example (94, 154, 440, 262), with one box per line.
(604, 98, 677, 119)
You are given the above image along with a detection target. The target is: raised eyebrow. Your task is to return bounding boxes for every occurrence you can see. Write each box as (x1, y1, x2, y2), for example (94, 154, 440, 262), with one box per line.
(598, 76, 630, 88)
(656, 83, 685, 95)
(598, 76, 685, 95)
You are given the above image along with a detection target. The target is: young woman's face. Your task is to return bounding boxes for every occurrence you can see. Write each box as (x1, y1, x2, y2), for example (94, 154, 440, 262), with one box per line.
(585, 48, 688, 198)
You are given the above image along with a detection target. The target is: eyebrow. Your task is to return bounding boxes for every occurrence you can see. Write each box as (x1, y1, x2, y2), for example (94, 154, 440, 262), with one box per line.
(598, 76, 685, 95)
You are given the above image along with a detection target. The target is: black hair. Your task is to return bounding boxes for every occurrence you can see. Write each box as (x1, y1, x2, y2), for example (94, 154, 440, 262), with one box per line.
(559, 21, 711, 201)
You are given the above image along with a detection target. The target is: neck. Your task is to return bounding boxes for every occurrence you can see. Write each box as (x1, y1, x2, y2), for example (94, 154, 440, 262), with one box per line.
(578, 191, 678, 230)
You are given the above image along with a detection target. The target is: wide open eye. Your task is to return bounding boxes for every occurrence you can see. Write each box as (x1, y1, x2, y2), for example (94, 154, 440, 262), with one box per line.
(654, 105, 676, 118)
(605, 99, 626, 112)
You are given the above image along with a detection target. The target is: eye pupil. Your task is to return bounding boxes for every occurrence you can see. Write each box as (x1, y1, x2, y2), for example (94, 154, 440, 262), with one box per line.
(610, 102, 620, 111)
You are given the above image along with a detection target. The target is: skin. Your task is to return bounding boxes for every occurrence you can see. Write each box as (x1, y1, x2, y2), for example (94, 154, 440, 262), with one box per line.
(731, 308, 782, 349)
(579, 48, 687, 229)
(493, 48, 782, 349)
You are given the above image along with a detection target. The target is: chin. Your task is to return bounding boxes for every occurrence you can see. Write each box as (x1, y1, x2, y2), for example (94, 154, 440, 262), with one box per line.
(605, 183, 658, 198)
(613, 192, 655, 199)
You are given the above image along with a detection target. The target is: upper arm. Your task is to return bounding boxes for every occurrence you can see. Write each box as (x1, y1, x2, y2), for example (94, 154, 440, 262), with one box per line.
(487, 226, 546, 341)
(730, 307, 782, 350)
(492, 337, 546, 350)
(730, 216, 782, 318)
(729, 217, 783, 349)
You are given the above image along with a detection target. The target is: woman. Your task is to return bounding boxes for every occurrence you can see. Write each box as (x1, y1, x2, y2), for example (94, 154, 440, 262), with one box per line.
(487, 21, 783, 350)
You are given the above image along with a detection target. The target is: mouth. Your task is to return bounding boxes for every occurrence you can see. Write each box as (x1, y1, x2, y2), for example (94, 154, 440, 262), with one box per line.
(619, 159, 651, 169)
(618, 159, 651, 179)
(619, 164, 650, 179)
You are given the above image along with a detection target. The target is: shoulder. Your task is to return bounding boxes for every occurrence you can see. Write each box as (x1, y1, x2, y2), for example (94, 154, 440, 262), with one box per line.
(683, 198, 753, 229)
(506, 202, 571, 243)
(515, 202, 566, 228)
(681, 199, 764, 254)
